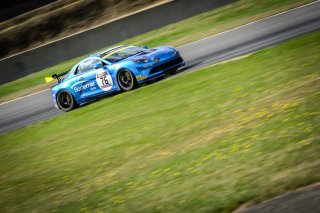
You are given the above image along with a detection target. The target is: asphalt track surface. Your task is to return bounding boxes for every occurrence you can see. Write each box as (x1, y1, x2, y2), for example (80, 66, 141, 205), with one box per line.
(1, 1, 320, 134)
(234, 183, 320, 213)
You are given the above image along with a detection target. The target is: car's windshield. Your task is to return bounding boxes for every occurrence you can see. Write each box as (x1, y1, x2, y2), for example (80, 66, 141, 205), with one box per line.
(101, 46, 145, 63)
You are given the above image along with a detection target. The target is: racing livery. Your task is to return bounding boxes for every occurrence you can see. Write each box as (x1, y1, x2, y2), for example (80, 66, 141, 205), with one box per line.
(47, 45, 185, 111)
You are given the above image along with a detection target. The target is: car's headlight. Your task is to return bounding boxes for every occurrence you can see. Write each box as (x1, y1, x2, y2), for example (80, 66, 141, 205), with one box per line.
(135, 58, 150, 63)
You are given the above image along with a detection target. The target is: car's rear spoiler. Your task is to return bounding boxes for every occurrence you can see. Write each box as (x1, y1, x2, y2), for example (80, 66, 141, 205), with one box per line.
(45, 70, 69, 83)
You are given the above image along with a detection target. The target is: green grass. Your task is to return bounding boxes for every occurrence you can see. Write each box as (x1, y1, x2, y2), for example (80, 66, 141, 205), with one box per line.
(1, 31, 320, 213)
(0, 0, 315, 103)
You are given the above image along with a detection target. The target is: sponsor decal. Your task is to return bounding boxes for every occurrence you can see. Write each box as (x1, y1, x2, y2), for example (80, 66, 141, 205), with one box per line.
(136, 75, 147, 81)
(96, 69, 113, 91)
(73, 82, 95, 92)
(153, 58, 160, 62)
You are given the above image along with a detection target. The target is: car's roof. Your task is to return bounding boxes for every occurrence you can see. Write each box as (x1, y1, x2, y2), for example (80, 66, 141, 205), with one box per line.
(89, 45, 127, 58)
(64, 45, 128, 80)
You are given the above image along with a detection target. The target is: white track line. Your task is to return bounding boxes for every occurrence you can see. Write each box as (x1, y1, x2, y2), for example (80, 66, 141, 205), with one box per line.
(0, 89, 50, 106)
(1, 0, 319, 106)
(179, 0, 320, 48)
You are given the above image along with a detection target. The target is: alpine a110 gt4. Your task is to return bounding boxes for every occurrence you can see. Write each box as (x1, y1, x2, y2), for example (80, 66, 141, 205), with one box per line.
(46, 45, 185, 111)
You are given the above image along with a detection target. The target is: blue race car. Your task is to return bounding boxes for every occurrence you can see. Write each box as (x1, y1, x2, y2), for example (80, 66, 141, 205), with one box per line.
(47, 45, 185, 111)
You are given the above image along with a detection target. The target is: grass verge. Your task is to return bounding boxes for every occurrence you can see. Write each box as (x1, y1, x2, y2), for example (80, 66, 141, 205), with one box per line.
(0, 0, 315, 103)
(0, 31, 319, 213)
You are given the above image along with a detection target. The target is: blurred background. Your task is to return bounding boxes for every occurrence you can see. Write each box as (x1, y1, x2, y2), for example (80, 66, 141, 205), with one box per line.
(0, 0, 163, 58)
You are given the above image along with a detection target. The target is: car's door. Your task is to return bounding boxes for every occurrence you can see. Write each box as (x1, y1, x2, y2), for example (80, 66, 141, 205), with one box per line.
(71, 58, 100, 99)
(72, 58, 113, 100)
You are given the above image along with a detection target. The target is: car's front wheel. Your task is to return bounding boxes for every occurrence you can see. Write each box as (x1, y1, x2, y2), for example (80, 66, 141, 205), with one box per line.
(56, 90, 77, 112)
(117, 69, 137, 91)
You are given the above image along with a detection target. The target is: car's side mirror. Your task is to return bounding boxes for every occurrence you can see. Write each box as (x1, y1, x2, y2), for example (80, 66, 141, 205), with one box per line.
(142, 45, 148, 49)
(94, 63, 103, 69)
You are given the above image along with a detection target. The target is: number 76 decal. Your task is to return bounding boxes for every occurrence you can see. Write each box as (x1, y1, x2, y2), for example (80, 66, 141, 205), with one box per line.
(96, 70, 113, 91)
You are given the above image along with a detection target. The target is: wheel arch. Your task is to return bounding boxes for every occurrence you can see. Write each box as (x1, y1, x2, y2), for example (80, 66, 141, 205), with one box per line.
(115, 67, 137, 77)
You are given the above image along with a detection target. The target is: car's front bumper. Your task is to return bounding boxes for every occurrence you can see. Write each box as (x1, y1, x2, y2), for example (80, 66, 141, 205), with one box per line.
(135, 56, 185, 83)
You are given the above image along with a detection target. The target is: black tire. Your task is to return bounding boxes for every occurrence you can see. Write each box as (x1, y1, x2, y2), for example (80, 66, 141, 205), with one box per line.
(117, 69, 137, 91)
(56, 90, 77, 112)
(169, 68, 179, 75)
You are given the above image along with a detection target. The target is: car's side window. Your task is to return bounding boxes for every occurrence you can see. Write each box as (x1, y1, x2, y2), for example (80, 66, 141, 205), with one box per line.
(76, 58, 105, 74)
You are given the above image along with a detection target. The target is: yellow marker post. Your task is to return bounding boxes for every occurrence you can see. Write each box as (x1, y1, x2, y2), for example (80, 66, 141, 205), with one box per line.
(45, 76, 55, 83)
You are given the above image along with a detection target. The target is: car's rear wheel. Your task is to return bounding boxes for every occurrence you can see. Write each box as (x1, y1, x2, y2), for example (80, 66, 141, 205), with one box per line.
(117, 69, 137, 91)
(56, 90, 77, 112)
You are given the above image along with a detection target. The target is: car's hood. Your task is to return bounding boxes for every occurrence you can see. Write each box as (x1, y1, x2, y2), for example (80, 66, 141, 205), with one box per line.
(120, 46, 177, 64)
